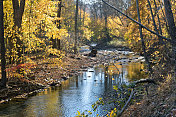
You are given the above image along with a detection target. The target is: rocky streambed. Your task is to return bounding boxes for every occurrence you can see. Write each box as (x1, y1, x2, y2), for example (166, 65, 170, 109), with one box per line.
(0, 47, 145, 105)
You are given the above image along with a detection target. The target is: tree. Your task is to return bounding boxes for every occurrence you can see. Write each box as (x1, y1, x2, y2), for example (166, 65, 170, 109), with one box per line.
(0, 0, 7, 87)
(103, 0, 111, 42)
(56, 0, 62, 50)
(12, 0, 25, 64)
(74, 0, 78, 54)
(102, 0, 174, 74)
(12, 0, 25, 28)
(136, 0, 151, 73)
(163, 0, 176, 77)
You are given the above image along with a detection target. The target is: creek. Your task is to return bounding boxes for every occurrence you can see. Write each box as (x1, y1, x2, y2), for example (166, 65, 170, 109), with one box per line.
(0, 49, 147, 117)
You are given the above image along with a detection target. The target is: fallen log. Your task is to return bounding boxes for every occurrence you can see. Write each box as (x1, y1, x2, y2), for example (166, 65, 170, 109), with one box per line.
(117, 88, 135, 117)
(134, 79, 157, 85)
(117, 78, 157, 117)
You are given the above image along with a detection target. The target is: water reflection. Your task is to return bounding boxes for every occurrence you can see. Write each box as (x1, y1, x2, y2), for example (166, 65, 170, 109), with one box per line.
(0, 62, 147, 117)
(106, 62, 147, 83)
(126, 62, 147, 81)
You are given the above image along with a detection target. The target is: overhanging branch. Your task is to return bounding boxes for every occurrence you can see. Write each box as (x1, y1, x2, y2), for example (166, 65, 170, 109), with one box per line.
(102, 0, 174, 43)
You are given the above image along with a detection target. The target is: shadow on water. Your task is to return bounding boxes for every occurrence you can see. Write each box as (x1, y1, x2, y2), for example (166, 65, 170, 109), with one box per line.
(0, 62, 148, 117)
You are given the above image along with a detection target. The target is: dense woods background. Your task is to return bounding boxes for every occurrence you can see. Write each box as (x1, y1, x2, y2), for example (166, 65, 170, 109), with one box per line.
(0, 0, 175, 85)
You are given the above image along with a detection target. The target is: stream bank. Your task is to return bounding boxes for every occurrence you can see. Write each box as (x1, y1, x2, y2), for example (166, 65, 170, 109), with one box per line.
(122, 75, 176, 117)
(0, 47, 150, 117)
(2, 46, 173, 117)
(0, 53, 99, 104)
(0, 47, 143, 104)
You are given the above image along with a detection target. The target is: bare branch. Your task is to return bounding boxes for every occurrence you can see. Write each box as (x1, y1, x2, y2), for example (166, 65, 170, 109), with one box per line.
(102, 0, 174, 43)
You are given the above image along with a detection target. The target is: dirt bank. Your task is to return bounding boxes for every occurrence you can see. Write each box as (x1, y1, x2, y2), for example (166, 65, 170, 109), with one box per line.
(122, 75, 176, 117)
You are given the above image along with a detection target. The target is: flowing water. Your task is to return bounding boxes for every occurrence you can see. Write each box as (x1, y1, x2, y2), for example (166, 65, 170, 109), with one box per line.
(0, 50, 148, 117)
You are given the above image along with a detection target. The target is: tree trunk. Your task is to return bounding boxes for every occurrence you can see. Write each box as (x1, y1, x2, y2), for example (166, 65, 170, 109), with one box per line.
(82, 5, 86, 26)
(103, 0, 110, 42)
(12, 0, 25, 64)
(79, 0, 82, 24)
(163, 0, 176, 77)
(0, 0, 7, 87)
(147, 0, 164, 45)
(153, 0, 162, 35)
(56, 0, 62, 50)
(147, 0, 159, 34)
(104, 14, 110, 42)
(12, 0, 25, 28)
(74, 0, 78, 54)
(157, 0, 169, 33)
(136, 0, 152, 73)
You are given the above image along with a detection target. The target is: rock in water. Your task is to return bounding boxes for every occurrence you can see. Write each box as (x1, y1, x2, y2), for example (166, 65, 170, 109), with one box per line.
(88, 49, 97, 57)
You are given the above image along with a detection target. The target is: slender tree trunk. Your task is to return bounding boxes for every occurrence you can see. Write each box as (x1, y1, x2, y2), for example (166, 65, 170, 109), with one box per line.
(136, 0, 152, 73)
(157, 0, 169, 33)
(79, 0, 82, 24)
(100, 2, 103, 19)
(163, 0, 176, 77)
(12, 0, 25, 64)
(56, 0, 62, 50)
(103, 0, 110, 42)
(104, 14, 108, 41)
(147, 0, 159, 34)
(0, 0, 7, 87)
(74, 0, 78, 54)
(147, 0, 163, 45)
(82, 5, 86, 26)
(153, 0, 162, 35)
(78, 0, 82, 45)
(57, 0, 62, 29)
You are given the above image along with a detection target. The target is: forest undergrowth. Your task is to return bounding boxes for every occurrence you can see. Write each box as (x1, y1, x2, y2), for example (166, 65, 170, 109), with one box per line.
(122, 73, 176, 117)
